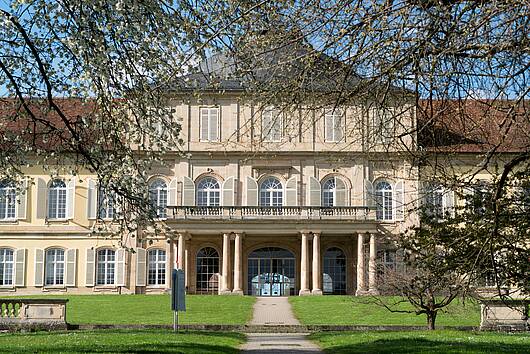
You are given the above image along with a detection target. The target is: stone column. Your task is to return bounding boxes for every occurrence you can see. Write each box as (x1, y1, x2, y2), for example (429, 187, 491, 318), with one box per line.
(184, 248, 189, 288)
(220, 233, 231, 294)
(177, 233, 185, 270)
(368, 233, 378, 294)
(232, 233, 243, 295)
(311, 233, 322, 295)
(299, 232, 310, 295)
(356, 233, 367, 295)
(172, 237, 179, 271)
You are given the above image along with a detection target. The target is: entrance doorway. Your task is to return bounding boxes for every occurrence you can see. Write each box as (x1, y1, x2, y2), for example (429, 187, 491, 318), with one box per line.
(247, 247, 296, 296)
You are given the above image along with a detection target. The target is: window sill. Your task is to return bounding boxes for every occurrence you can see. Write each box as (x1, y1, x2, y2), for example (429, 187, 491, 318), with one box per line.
(146, 285, 167, 289)
(94, 286, 118, 292)
(0, 219, 18, 224)
(46, 219, 69, 224)
(43, 286, 67, 292)
(0, 286, 15, 292)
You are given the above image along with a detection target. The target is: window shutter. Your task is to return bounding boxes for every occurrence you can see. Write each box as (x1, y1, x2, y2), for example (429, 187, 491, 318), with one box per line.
(182, 176, 195, 206)
(272, 112, 282, 141)
(308, 176, 321, 207)
(443, 189, 455, 218)
(36, 178, 47, 219)
(463, 186, 474, 207)
(325, 113, 333, 141)
(200, 108, 209, 141)
(285, 176, 298, 206)
(246, 176, 258, 206)
(85, 248, 95, 286)
(14, 248, 25, 287)
(87, 179, 97, 219)
(168, 178, 178, 206)
(208, 108, 219, 141)
(364, 179, 374, 207)
(262, 110, 272, 141)
(334, 113, 343, 141)
(65, 249, 77, 287)
(116, 249, 126, 286)
(34, 249, 44, 287)
(394, 180, 404, 221)
(222, 177, 235, 206)
(17, 178, 28, 220)
(66, 178, 76, 220)
(136, 248, 147, 287)
(335, 177, 348, 206)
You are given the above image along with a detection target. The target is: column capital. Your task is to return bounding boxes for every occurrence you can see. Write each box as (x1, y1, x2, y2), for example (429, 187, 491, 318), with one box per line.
(175, 231, 191, 240)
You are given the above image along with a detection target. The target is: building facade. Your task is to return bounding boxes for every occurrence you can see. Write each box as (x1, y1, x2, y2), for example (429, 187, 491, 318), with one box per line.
(0, 86, 425, 297)
(12, 49, 521, 297)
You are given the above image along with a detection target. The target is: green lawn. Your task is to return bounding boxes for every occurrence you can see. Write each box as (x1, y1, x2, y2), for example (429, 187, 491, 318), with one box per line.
(0, 330, 244, 353)
(290, 296, 480, 326)
(310, 330, 530, 354)
(23, 295, 255, 325)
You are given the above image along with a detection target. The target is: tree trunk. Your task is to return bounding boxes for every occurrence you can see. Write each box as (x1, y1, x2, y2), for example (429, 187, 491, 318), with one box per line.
(426, 311, 437, 330)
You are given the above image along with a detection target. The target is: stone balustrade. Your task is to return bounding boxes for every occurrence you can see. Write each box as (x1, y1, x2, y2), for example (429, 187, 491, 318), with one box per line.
(0, 298, 69, 330)
(170, 206, 375, 221)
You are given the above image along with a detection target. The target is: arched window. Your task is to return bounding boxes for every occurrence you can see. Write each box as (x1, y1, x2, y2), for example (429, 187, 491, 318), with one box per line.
(196, 247, 219, 294)
(375, 181, 393, 220)
(0, 180, 16, 220)
(196, 177, 221, 207)
(0, 248, 14, 286)
(323, 247, 346, 295)
(96, 249, 115, 285)
(48, 179, 67, 219)
(149, 179, 167, 218)
(98, 186, 115, 219)
(45, 248, 65, 286)
(148, 249, 166, 286)
(322, 178, 336, 207)
(259, 177, 283, 207)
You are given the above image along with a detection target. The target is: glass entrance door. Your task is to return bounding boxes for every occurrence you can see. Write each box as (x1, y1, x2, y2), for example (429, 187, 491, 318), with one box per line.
(247, 247, 296, 296)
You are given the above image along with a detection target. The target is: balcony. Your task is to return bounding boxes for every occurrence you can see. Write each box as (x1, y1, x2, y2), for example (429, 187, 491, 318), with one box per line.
(168, 206, 376, 221)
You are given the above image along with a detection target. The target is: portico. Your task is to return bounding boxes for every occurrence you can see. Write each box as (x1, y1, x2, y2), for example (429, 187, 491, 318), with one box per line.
(168, 209, 381, 296)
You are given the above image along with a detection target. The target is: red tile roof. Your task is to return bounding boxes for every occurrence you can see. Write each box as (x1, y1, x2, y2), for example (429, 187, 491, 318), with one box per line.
(418, 99, 530, 153)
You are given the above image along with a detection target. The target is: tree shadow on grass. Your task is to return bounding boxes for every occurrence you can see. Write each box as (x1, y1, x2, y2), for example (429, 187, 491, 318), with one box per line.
(0, 330, 244, 354)
(321, 338, 530, 354)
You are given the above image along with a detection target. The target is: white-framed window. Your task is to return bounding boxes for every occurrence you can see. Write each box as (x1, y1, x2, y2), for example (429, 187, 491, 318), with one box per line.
(324, 108, 343, 142)
(259, 177, 283, 206)
(200, 107, 219, 142)
(147, 249, 166, 286)
(96, 249, 115, 286)
(196, 177, 221, 207)
(370, 108, 395, 144)
(149, 179, 167, 219)
(425, 184, 454, 219)
(98, 186, 115, 219)
(322, 178, 336, 207)
(0, 248, 14, 286)
(261, 107, 283, 142)
(45, 248, 65, 286)
(375, 181, 393, 221)
(0, 180, 16, 220)
(48, 179, 67, 219)
(472, 182, 490, 215)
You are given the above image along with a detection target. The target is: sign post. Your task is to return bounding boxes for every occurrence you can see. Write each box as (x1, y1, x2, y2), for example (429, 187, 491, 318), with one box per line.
(171, 269, 186, 332)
